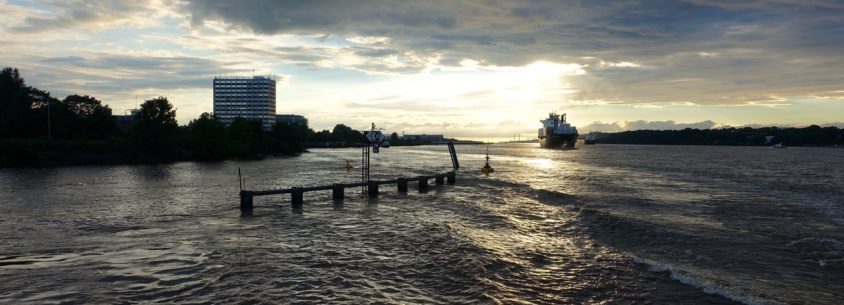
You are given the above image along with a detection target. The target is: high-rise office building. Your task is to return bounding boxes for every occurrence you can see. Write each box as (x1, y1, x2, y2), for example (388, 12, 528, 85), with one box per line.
(213, 76, 276, 129)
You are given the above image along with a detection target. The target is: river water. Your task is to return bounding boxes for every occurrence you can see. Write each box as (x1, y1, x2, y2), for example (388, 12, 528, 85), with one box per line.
(1, 144, 842, 304)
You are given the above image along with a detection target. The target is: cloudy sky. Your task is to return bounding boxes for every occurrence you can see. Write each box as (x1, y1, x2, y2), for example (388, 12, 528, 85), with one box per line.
(2, 0, 843, 140)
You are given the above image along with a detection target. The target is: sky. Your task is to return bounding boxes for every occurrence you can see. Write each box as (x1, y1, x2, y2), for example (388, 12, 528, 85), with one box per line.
(2, 0, 843, 141)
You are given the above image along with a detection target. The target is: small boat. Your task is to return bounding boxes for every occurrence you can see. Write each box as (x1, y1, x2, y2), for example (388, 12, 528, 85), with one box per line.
(481, 145, 494, 174)
(772, 142, 787, 148)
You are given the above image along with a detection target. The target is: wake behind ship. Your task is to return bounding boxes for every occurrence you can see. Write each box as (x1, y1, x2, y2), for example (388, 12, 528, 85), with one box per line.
(538, 112, 578, 148)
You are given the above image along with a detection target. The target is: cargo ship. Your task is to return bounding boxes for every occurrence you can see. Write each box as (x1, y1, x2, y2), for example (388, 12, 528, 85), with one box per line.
(538, 112, 578, 148)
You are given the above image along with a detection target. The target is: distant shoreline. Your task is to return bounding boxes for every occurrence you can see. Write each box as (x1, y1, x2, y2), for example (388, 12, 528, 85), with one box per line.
(5, 141, 843, 169)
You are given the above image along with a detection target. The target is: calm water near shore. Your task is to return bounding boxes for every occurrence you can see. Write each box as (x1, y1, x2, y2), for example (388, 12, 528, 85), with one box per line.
(1, 144, 842, 304)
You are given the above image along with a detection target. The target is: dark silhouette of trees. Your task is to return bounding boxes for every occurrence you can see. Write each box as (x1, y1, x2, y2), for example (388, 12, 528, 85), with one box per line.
(390, 132, 399, 142)
(331, 124, 366, 143)
(187, 113, 228, 160)
(308, 129, 332, 142)
(1, 67, 321, 166)
(268, 121, 307, 154)
(1, 68, 117, 140)
(129, 97, 180, 159)
(62, 95, 117, 140)
(0, 68, 48, 138)
(226, 118, 261, 158)
(593, 126, 844, 146)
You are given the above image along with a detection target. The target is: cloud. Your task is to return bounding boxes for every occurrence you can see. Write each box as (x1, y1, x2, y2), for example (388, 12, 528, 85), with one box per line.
(180, 0, 844, 106)
(12, 52, 246, 124)
(10, 0, 177, 33)
(31, 53, 239, 92)
(582, 120, 844, 132)
(580, 120, 720, 132)
(4, 0, 844, 131)
(381, 120, 528, 139)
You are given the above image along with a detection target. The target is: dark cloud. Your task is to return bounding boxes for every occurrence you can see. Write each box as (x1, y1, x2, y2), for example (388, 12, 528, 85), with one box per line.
(183, 0, 844, 105)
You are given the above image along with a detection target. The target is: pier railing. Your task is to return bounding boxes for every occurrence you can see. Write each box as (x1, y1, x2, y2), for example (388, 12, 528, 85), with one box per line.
(240, 171, 456, 210)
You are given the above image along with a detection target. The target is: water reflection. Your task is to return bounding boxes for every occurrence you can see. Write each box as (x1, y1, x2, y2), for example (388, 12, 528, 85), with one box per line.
(0, 144, 842, 304)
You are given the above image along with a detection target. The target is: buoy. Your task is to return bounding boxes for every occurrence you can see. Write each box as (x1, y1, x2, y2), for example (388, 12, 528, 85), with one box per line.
(481, 145, 494, 174)
(344, 160, 353, 170)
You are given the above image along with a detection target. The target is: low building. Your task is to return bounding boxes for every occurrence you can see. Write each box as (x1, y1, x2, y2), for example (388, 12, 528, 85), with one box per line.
(114, 109, 139, 132)
(401, 134, 445, 143)
(275, 114, 308, 127)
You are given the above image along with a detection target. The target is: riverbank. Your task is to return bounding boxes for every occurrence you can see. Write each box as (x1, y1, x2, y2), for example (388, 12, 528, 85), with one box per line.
(0, 138, 303, 168)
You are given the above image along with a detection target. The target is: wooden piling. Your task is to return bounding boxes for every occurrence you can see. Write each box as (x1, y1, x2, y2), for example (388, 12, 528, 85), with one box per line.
(447, 171, 456, 184)
(292, 187, 304, 208)
(332, 184, 344, 200)
(240, 191, 253, 210)
(397, 178, 408, 193)
(435, 174, 445, 184)
(447, 142, 460, 169)
(418, 178, 428, 191)
(368, 181, 379, 198)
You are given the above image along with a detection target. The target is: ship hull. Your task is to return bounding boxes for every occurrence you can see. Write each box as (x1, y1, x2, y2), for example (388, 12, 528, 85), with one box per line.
(539, 134, 577, 149)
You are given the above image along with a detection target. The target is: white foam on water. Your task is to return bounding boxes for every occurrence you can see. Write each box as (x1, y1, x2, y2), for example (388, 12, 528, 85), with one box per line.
(631, 255, 783, 305)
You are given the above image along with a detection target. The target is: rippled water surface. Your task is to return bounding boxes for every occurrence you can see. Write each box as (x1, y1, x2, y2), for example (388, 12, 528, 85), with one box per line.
(1, 144, 843, 304)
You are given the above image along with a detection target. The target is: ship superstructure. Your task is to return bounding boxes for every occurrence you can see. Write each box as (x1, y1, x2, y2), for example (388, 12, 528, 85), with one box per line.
(538, 112, 578, 148)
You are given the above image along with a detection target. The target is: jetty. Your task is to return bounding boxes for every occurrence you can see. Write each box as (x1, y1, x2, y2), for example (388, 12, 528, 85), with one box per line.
(239, 171, 456, 210)
(239, 125, 461, 211)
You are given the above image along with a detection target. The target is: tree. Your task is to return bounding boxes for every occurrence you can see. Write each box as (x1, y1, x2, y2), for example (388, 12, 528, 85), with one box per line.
(0, 67, 36, 138)
(62, 95, 117, 139)
(24, 88, 62, 139)
(129, 97, 179, 159)
(390, 132, 399, 142)
(331, 124, 364, 143)
(308, 129, 331, 142)
(227, 118, 265, 158)
(268, 121, 306, 154)
(187, 112, 227, 160)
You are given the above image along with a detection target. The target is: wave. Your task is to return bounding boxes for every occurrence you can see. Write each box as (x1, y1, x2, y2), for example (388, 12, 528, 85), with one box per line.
(631, 256, 781, 305)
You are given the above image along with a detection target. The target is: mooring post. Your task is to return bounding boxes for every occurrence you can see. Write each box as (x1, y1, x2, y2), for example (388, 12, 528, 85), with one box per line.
(447, 171, 456, 184)
(368, 181, 379, 198)
(447, 141, 460, 170)
(397, 178, 408, 193)
(291, 187, 304, 209)
(332, 184, 344, 200)
(240, 191, 253, 210)
(418, 177, 428, 191)
(435, 174, 445, 184)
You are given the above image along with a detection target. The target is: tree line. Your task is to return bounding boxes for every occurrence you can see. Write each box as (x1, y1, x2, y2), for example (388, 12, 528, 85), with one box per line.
(590, 126, 844, 146)
(0, 67, 366, 166)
